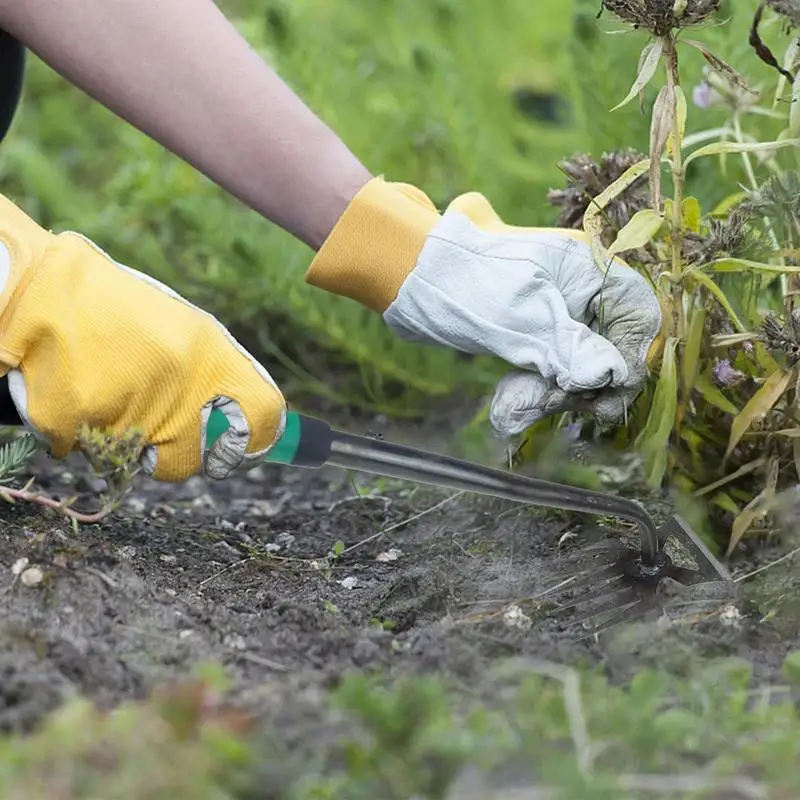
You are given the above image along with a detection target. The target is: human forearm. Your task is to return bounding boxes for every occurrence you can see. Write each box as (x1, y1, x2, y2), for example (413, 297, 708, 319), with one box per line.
(0, 0, 372, 249)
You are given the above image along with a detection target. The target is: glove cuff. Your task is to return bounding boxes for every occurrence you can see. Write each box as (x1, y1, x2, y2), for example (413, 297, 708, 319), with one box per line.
(304, 176, 441, 312)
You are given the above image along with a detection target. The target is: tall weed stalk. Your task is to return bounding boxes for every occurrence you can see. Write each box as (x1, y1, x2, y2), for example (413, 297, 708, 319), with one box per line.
(518, 1, 800, 556)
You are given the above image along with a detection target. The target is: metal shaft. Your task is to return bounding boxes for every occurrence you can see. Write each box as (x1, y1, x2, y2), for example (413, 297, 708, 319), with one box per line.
(327, 431, 662, 566)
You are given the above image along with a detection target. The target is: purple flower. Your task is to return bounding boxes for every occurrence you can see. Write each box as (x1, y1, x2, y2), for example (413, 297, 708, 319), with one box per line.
(713, 359, 745, 387)
(692, 81, 721, 109)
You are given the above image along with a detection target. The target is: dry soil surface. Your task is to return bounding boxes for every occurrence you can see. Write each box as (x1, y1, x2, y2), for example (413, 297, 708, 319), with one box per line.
(0, 420, 795, 756)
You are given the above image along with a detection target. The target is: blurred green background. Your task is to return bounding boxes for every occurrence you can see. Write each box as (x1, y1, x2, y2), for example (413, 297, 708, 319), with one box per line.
(0, 0, 784, 422)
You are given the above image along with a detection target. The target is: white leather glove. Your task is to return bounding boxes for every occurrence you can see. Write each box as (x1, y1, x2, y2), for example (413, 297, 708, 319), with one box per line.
(383, 193, 664, 435)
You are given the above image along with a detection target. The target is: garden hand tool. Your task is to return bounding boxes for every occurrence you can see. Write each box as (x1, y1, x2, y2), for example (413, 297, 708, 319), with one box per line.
(207, 408, 732, 635)
(307, 178, 665, 433)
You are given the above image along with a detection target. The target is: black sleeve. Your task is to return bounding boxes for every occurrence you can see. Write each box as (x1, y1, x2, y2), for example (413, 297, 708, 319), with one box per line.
(0, 30, 24, 144)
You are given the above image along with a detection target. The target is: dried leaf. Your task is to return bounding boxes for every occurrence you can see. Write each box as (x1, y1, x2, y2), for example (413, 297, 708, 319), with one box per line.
(612, 39, 665, 112)
(727, 457, 780, 556)
(607, 208, 665, 256)
(683, 39, 755, 95)
(649, 85, 675, 210)
(724, 369, 792, 460)
(750, 2, 795, 84)
(666, 85, 687, 157)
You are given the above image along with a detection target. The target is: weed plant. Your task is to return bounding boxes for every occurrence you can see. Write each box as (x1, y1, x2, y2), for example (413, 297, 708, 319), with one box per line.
(516, 0, 800, 556)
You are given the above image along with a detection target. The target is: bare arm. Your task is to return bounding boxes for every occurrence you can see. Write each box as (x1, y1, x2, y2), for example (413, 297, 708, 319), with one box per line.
(0, 0, 373, 250)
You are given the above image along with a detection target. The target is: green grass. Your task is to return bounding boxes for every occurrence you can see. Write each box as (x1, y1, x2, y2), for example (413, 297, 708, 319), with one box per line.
(4, 653, 800, 799)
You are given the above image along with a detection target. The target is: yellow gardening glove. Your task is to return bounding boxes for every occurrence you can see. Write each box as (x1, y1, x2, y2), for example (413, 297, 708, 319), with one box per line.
(306, 177, 665, 433)
(0, 194, 285, 482)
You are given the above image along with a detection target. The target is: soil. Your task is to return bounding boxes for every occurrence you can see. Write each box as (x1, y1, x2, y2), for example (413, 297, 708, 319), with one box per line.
(0, 413, 796, 755)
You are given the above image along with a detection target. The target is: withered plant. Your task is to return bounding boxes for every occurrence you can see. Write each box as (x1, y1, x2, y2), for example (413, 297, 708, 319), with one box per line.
(517, 0, 800, 556)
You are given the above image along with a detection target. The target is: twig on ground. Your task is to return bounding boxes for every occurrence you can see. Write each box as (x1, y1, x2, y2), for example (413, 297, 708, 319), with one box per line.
(0, 485, 111, 524)
(198, 557, 255, 589)
(341, 491, 463, 556)
(733, 543, 800, 583)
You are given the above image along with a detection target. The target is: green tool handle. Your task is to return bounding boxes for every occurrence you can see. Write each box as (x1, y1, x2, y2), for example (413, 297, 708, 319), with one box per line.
(207, 408, 333, 467)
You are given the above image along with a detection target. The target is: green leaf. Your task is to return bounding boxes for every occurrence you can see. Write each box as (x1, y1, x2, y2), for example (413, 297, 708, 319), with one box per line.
(724, 369, 792, 461)
(782, 651, 800, 685)
(606, 208, 665, 256)
(681, 305, 706, 398)
(702, 258, 800, 275)
(582, 157, 651, 269)
(710, 491, 741, 516)
(611, 38, 664, 112)
(710, 191, 748, 216)
(686, 269, 749, 333)
(684, 137, 800, 167)
(634, 338, 678, 486)
(694, 374, 739, 416)
(681, 196, 702, 233)
(694, 458, 767, 497)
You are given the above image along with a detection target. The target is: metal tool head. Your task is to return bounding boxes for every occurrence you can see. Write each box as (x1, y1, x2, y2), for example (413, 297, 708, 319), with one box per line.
(538, 515, 734, 637)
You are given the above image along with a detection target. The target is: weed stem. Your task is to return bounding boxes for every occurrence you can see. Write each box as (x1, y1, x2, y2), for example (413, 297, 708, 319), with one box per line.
(665, 35, 685, 338)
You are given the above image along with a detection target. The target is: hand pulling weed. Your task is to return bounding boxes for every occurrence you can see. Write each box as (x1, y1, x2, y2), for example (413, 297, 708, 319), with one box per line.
(516, 1, 800, 557)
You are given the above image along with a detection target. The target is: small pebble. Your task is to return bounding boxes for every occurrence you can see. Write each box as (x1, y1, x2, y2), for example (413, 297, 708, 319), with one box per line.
(192, 493, 216, 511)
(179, 629, 194, 639)
(275, 532, 296, 550)
(11, 557, 29, 576)
(376, 548, 402, 562)
(339, 576, 358, 590)
(245, 466, 267, 483)
(21, 566, 44, 587)
(503, 604, 532, 630)
(160, 554, 177, 565)
(223, 634, 247, 650)
(150, 503, 175, 517)
(265, 543, 281, 553)
(116, 546, 137, 561)
(125, 497, 146, 514)
(720, 603, 742, 627)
